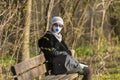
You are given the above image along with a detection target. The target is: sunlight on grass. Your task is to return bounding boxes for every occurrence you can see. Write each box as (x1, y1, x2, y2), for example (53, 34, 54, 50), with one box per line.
(92, 73, 120, 80)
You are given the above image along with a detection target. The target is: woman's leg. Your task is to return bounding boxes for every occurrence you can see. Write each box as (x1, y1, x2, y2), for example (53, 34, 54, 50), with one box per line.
(76, 63, 92, 80)
(82, 67, 92, 80)
(65, 55, 92, 80)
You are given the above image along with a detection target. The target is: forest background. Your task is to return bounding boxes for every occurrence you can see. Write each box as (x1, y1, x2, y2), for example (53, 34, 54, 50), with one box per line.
(0, 0, 120, 80)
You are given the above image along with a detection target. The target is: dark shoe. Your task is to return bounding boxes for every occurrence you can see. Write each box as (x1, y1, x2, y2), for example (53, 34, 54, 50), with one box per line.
(82, 67, 92, 80)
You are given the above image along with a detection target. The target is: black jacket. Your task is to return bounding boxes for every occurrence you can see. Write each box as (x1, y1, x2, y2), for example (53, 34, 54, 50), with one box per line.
(38, 31, 71, 74)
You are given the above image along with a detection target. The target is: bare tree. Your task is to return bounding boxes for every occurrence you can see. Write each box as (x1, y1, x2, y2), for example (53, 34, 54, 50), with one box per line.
(22, 0, 32, 61)
(45, 0, 55, 32)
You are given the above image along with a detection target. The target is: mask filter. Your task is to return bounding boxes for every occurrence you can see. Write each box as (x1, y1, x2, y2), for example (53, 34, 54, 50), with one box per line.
(53, 26, 62, 33)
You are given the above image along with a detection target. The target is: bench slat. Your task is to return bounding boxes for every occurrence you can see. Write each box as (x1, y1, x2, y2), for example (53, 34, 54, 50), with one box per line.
(17, 64, 46, 80)
(14, 53, 45, 75)
(42, 74, 66, 80)
(50, 74, 66, 80)
(41, 75, 56, 80)
(59, 73, 78, 80)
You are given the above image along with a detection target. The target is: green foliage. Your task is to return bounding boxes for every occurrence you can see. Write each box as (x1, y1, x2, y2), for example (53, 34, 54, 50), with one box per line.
(30, 52, 40, 57)
(75, 46, 94, 56)
(110, 3, 120, 18)
(93, 73, 120, 80)
(108, 68, 120, 74)
(96, 44, 108, 55)
(0, 54, 15, 66)
(104, 72, 120, 80)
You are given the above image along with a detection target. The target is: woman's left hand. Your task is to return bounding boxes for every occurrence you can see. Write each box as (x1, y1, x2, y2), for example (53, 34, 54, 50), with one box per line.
(70, 49, 75, 57)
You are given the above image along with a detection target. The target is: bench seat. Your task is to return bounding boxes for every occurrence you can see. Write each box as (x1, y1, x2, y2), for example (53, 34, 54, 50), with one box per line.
(42, 73, 78, 80)
(11, 53, 79, 80)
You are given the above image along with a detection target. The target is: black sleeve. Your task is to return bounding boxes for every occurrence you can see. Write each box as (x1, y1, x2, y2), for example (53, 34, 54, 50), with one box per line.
(52, 48, 68, 56)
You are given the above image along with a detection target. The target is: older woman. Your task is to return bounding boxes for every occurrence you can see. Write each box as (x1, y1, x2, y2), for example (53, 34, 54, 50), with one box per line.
(38, 16, 92, 80)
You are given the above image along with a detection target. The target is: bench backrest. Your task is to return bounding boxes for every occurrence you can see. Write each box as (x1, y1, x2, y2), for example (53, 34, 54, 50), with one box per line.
(11, 53, 47, 80)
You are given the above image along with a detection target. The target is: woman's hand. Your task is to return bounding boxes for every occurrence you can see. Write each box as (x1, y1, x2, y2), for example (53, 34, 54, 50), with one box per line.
(70, 49, 75, 57)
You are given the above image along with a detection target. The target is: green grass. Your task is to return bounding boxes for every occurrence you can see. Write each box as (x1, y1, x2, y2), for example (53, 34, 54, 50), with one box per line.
(1, 46, 120, 80)
(92, 73, 120, 80)
(75, 46, 94, 57)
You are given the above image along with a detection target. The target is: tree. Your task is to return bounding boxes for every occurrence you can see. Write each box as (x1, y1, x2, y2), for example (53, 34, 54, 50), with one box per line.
(45, 0, 54, 32)
(22, 0, 32, 61)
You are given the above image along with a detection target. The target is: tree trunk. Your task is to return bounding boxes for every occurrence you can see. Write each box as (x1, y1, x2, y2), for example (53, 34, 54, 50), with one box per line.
(22, 0, 32, 61)
(45, 0, 54, 32)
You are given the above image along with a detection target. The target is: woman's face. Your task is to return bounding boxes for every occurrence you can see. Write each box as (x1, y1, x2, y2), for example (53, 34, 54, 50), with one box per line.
(52, 23, 63, 33)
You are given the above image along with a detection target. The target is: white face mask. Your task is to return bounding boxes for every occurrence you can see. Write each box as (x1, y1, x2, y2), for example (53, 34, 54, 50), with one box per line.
(53, 26, 62, 33)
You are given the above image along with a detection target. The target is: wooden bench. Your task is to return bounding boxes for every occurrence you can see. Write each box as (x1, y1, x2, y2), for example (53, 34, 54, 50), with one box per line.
(11, 53, 79, 80)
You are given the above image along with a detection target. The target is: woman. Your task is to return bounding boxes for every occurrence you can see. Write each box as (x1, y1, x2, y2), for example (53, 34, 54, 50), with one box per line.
(38, 16, 92, 80)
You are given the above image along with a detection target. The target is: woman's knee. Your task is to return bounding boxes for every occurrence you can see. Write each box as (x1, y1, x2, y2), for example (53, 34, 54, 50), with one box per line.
(83, 67, 92, 75)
